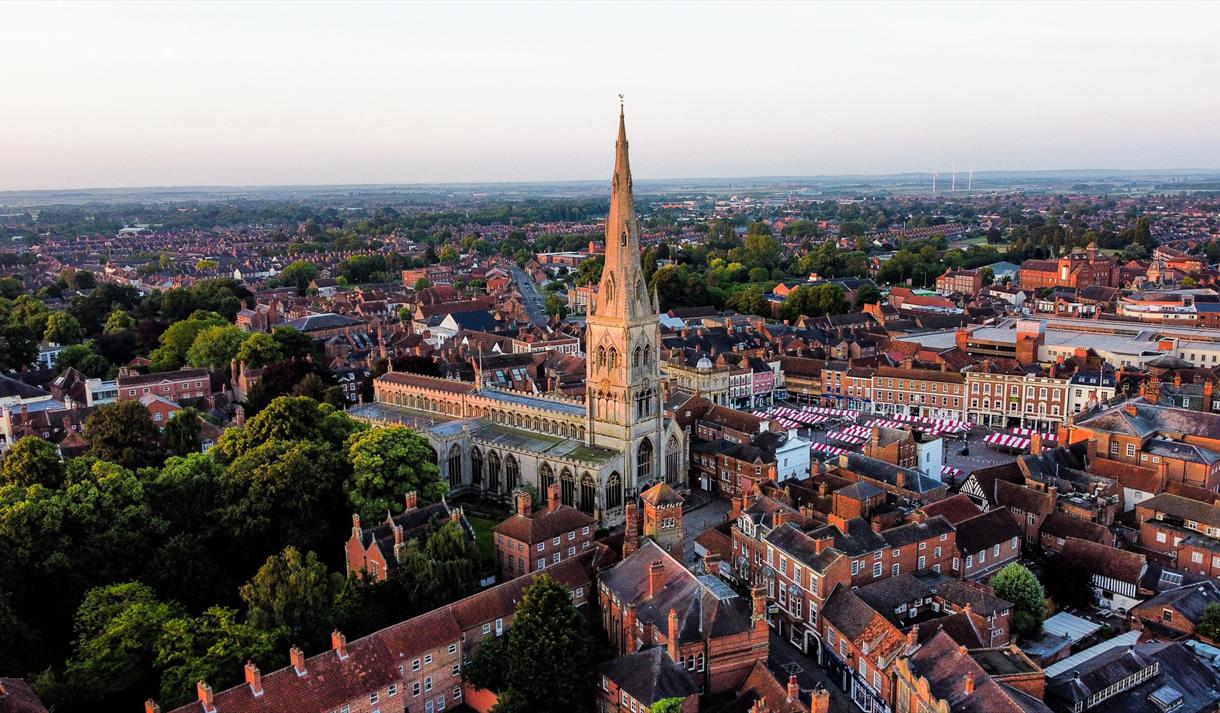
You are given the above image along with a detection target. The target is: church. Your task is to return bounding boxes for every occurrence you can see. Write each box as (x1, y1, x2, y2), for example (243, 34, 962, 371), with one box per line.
(351, 107, 688, 526)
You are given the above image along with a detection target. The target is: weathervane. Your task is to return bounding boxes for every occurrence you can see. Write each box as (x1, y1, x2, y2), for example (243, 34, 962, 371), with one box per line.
(618, 93, 624, 111)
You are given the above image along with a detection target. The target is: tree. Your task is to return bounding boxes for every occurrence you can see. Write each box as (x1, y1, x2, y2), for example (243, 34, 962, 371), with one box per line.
(651, 699, 684, 713)
(235, 332, 283, 369)
(726, 289, 770, 318)
(271, 326, 314, 360)
(1, 436, 64, 488)
(346, 426, 445, 522)
(149, 313, 226, 371)
(161, 408, 202, 457)
(84, 400, 164, 469)
(1041, 555, 1093, 611)
(240, 546, 341, 646)
(154, 606, 279, 709)
(413, 277, 432, 291)
(54, 344, 113, 378)
(62, 582, 178, 708)
(544, 293, 568, 319)
(279, 260, 320, 293)
(45, 312, 84, 345)
(853, 283, 882, 310)
(187, 324, 246, 370)
(492, 573, 594, 713)
(779, 284, 847, 322)
(1196, 603, 1220, 640)
(991, 563, 1046, 636)
(439, 245, 459, 265)
(463, 628, 509, 692)
(104, 309, 136, 334)
(979, 267, 995, 286)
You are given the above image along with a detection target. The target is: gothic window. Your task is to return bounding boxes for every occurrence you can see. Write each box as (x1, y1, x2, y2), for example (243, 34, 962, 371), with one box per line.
(634, 346, 642, 368)
(579, 472, 596, 514)
(505, 454, 519, 492)
(448, 445, 462, 488)
(579, 426, 586, 440)
(637, 437, 654, 484)
(560, 468, 575, 507)
(643, 343, 651, 365)
(596, 346, 606, 368)
(608, 347, 619, 370)
(666, 435, 681, 485)
(540, 462, 555, 493)
(470, 447, 484, 486)
(487, 450, 501, 493)
(605, 472, 623, 510)
(605, 277, 615, 303)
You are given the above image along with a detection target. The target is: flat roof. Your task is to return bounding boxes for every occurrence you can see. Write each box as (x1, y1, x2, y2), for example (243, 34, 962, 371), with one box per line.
(1041, 611, 1104, 643)
(1044, 629, 1141, 678)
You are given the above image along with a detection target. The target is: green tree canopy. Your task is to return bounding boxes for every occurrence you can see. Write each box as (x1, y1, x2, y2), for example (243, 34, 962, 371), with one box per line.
(45, 312, 85, 345)
(346, 426, 445, 522)
(154, 606, 280, 708)
(161, 408, 202, 458)
(187, 324, 246, 370)
(84, 400, 164, 469)
(853, 283, 883, 310)
(271, 326, 314, 360)
(240, 546, 341, 647)
(235, 332, 283, 369)
(491, 573, 594, 713)
(779, 284, 847, 322)
(1196, 603, 1220, 640)
(104, 309, 136, 334)
(1, 436, 65, 488)
(991, 563, 1046, 636)
(149, 312, 227, 371)
(279, 260, 320, 292)
(55, 344, 113, 378)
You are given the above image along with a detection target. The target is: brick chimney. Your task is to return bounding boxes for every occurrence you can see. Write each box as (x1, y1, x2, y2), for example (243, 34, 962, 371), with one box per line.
(196, 681, 216, 713)
(450, 506, 462, 526)
(1030, 431, 1042, 455)
(404, 491, 418, 511)
(907, 625, 919, 646)
(963, 672, 974, 695)
(332, 630, 348, 660)
(731, 495, 742, 521)
(517, 489, 533, 516)
(245, 661, 263, 696)
(623, 604, 637, 650)
(290, 645, 306, 675)
(648, 560, 665, 598)
(788, 674, 800, 701)
(667, 608, 680, 662)
(547, 483, 560, 512)
(751, 586, 768, 628)
(895, 471, 906, 490)
(1124, 402, 1138, 418)
(144, 701, 161, 713)
(623, 501, 639, 558)
(704, 552, 721, 576)
(811, 686, 831, 713)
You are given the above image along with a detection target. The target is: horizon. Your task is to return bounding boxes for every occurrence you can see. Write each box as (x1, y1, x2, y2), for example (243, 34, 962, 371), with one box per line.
(3, 2, 1219, 191)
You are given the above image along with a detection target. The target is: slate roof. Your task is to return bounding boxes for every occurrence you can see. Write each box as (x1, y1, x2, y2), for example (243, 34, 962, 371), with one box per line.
(0, 678, 49, 713)
(994, 480, 1054, 516)
(1075, 398, 1220, 440)
(286, 312, 365, 332)
(905, 631, 1054, 713)
(954, 507, 1022, 555)
(594, 646, 697, 705)
(600, 540, 753, 646)
(1138, 493, 1220, 528)
(1040, 511, 1110, 544)
(840, 453, 944, 494)
(807, 517, 886, 557)
(1133, 580, 1220, 627)
(880, 516, 955, 548)
(764, 523, 844, 574)
(1047, 642, 1220, 713)
(358, 501, 460, 560)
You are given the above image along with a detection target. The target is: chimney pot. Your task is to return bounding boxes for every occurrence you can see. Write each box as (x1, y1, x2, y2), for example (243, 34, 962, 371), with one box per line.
(649, 560, 665, 598)
(811, 686, 831, 713)
(963, 672, 974, 695)
(788, 674, 800, 701)
(144, 701, 161, 713)
(332, 630, 348, 659)
(405, 491, 418, 511)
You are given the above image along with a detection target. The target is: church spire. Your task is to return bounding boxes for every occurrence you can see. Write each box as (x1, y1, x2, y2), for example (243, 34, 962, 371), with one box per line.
(596, 101, 647, 320)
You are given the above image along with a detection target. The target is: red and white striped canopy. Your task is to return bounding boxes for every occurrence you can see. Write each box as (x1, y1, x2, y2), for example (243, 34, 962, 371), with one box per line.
(984, 432, 1031, 450)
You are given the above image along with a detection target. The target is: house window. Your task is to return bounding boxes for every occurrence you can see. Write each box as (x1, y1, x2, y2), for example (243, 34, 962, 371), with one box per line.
(424, 654, 432, 665)
(424, 676, 432, 692)
(1163, 608, 1173, 623)
(892, 563, 900, 576)
(873, 562, 882, 578)
(412, 659, 421, 672)
(1126, 444, 1136, 457)
(370, 692, 379, 704)
(448, 643, 457, 655)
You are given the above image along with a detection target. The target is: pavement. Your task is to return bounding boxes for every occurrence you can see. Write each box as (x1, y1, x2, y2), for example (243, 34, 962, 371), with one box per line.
(510, 266, 549, 327)
(767, 631, 855, 713)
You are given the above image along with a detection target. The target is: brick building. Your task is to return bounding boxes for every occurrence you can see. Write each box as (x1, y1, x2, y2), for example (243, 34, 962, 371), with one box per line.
(953, 507, 1023, 581)
(598, 539, 769, 695)
(345, 492, 471, 582)
(1134, 492, 1220, 576)
(640, 481, 685, 554)
(870, 366, 966, 421)
(935, 268, 983, 296)
(116, 367, 211, 404)
(162, 554, 594, 713)
(492, 485, 595, 582)
(1017, 243, 1119, 291)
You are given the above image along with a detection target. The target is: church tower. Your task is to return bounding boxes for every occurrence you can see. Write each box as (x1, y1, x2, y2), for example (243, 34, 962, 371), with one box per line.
(586, 104, 665, 498)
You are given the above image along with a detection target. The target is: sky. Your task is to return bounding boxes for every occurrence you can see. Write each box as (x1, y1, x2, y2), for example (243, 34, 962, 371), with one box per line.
(2, 1, 1219, 191)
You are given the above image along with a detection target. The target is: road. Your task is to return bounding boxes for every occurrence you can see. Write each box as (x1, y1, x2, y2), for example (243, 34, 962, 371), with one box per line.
(767, 631, 856, 713)
(510, 267, 549, 327)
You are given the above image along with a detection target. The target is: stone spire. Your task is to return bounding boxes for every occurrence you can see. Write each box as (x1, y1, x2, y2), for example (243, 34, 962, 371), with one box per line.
(594, 102, 649, 321)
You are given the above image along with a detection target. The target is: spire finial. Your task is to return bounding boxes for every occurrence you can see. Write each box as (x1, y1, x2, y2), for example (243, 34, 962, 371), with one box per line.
(618, 93, 624, 116)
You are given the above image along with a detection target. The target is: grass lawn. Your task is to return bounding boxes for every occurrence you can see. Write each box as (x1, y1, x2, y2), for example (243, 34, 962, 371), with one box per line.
(466, 515, 500, 567)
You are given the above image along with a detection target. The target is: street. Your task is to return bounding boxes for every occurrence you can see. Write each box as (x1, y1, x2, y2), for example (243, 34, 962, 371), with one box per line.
(681, 494, 731, 564)
(510, 266, 549, 327)
(767, 630, 856, 713)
